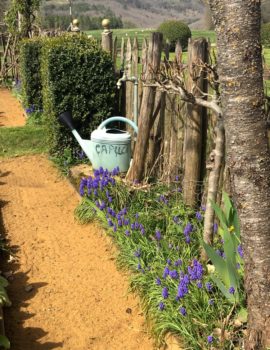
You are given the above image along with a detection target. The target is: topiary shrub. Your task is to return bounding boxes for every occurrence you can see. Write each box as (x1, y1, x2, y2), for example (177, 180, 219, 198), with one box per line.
(261, 23, 270, 47)
(20, 38, 43, 112)
(157, 20, 191, 51)
(40, 34, 115, 158)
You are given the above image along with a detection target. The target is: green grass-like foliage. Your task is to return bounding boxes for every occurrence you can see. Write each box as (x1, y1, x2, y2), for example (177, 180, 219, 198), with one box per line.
(40, 34, 115, 158)
(262, 23, 270, 48)
(20, 38, 43, 111)
(0, 126, 48, 158)
(75, 169, 245, 349)
(157, 20, 191, 51)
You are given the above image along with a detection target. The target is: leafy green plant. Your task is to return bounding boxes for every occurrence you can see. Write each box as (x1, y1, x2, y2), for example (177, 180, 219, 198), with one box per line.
(20, 38, 43, 113)
(157, 20, 191, 51)
(203, 193, 244, 305)
(40, 34, 115, 160)
(0, 335, 10, 349)
(75, 170, 244, 349)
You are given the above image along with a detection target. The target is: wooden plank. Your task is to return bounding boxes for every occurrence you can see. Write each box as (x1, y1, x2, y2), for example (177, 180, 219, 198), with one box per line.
(125, 37, 133, 122)
(183, 38, 209, 207)
(127, 32, 163, 182)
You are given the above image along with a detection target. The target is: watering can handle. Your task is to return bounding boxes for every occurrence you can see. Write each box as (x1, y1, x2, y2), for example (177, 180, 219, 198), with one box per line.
(98, 116, 138, 135)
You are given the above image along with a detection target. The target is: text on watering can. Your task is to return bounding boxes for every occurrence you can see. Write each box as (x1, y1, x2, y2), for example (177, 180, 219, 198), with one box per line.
(95, 144, 128, 157)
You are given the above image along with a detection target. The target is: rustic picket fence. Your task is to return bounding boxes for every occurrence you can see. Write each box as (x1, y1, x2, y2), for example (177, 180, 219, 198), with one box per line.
(101, 29, 212, 207)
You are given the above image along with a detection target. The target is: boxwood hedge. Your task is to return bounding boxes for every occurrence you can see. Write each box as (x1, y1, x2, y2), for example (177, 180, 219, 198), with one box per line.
(40, 34, 115, 157)
(157, 20, 191, 51)
(20, 38, 43, 112)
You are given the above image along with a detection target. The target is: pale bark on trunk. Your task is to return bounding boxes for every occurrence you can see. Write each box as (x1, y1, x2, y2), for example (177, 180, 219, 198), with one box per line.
(203, 118, 225, 247)
(209, 1, 270, 348)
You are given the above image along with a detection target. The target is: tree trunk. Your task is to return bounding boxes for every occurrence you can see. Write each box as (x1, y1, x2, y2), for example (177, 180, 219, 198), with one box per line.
(209, 1, 270, 348)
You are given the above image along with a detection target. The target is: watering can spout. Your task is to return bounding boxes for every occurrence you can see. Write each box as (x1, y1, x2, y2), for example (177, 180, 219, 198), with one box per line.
(58, 111, 94, 163)
(59, 111, 76, 131)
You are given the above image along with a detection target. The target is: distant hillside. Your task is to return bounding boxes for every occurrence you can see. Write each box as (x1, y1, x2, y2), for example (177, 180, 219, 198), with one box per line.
(42, 0, 206, 29)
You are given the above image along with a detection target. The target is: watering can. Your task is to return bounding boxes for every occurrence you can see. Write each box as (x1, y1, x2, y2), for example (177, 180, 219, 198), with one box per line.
(59, 111, 138, 172)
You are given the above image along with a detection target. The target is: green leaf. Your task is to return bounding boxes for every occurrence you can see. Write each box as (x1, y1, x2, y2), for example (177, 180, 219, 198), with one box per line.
(222, 192, 233, 224)
(210, 200, 228, 229)
(211, 274, 235, 303)
(202, 241, 230, 286)
(222, 226, 237, 267)
(237, 308, 248, 323)
(0, 335, 10, 349)
(0, 277, 8, 288)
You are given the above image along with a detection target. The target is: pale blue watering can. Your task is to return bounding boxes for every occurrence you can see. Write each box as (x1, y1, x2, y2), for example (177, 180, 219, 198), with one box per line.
(59, 111, 138, 172)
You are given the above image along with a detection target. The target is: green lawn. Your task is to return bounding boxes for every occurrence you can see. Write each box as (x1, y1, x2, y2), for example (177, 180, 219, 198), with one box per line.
(0, 126, 48, 158)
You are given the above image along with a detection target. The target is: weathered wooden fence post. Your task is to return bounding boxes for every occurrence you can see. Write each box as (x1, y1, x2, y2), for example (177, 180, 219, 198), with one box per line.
(183, 38, 209, 207)
(101, 19, 113, 55)
(126, 32, 163, 182)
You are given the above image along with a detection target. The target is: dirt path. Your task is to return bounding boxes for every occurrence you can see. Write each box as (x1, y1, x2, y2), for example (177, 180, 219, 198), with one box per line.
(0, 155, 154, 350)
(0, 88, 25, 127)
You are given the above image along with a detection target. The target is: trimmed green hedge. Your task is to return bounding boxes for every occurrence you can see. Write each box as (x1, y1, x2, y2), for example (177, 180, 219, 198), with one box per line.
(40, 34, 115, 157)
(20, 38, 43, 112)
(158, 20, 191, 51)
(262, 23, 270, 48)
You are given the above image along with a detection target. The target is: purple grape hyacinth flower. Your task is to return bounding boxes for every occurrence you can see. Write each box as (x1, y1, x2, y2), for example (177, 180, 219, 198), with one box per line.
(229, 286, 235, 294)
(156, 277, 161, 286)
(188, 260, 204, 281)
(159, 302, 165, 311)
(195, 211, 203, 221)
(169, 270, 179, 279)
(163, 266, 170, 279)
(125, 230, 131, 236)
(207, 335, 213, 344)
(134, 249, 141, 258)
(162, 287, 169, 299)
(206, 282, 212, 292)
(179, 307, 187, 316)
(174, 259, 182, 267)
(155, 230, 162, 241)
(183, 223, 193, 236)
(197, 281, 203, 289)
(237, 245, 244, 258)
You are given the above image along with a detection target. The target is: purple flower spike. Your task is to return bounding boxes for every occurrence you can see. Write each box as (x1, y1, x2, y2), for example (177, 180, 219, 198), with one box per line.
(174, 259, 182, 267)
(179, 307, 187, 316)
(125, 230, 131, 236)
(197, 281, 203, 289)
(195, 211, 203, 221)
(185, 235, 191, 244)
(155, 230, 162, 241)
(169, 270, 179, 279)
(237, 245, 244, 258)
(134, 249, 141, 258)
(159, 302, 165, 311)
(162, 287, 169, 299)
(184, 223, 193, 236)
(163, 266, 170, 279)
(208, 299, 214, 305)
(206, 282, 212, 292)
(207, 335, 213, 344)
(156, 277, 161, 286)
(229, 286, 235, 295)
(213, 223, 218, 233)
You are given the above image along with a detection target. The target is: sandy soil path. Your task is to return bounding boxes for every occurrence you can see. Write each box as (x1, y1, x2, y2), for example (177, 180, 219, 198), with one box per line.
(0, 88, 25, 127)
(0, 155, 154, 350)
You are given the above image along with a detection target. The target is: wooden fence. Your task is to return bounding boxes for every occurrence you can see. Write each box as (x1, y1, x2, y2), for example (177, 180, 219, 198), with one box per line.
(102, 29, 212, 207)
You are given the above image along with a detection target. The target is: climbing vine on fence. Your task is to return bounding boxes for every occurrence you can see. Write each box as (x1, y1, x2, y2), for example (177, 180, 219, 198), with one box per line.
(5, 0, 41, 37)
